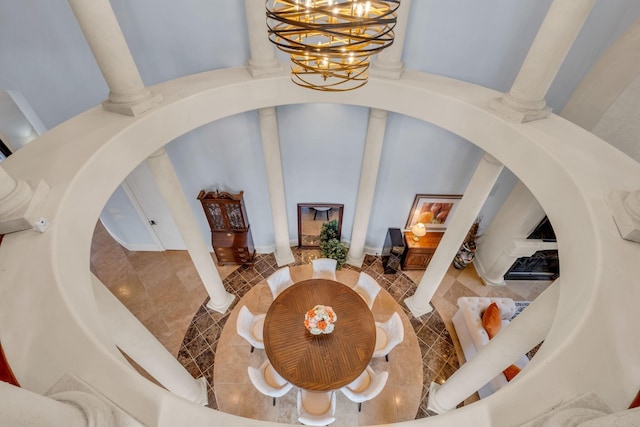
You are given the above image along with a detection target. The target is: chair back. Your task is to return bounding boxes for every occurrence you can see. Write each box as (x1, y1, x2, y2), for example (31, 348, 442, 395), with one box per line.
(267, 267, 294, 299)
(373, 312, 404, 358)
(236, 305, 266, 350)
(311, 258, 337, 280)
(247, 359, 293, 399)
(297, 389, 336, 426)
(353, 272, 381, 309)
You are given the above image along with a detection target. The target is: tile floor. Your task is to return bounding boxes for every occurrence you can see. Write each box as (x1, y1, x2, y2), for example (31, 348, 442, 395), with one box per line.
(90, 221, 551, 422)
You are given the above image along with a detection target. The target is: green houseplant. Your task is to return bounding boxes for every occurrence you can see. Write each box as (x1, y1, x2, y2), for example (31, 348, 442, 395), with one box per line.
(319, 220, 347, 269)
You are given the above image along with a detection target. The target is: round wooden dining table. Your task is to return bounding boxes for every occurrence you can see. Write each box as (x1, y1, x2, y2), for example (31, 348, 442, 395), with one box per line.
(263, 278, 376, 391)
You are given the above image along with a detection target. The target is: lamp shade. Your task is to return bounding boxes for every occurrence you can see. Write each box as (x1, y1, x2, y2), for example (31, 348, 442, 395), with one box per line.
(411, 223, 426, 239)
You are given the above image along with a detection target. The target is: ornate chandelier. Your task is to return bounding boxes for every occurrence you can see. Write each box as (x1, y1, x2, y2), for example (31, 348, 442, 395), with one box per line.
(266, 0, 399, 91)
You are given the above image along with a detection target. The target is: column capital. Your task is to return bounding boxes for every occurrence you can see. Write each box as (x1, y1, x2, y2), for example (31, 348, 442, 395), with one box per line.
(608, 189, 640, 243)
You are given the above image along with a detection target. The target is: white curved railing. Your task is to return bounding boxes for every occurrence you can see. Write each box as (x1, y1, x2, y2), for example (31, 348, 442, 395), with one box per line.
(1, 67, 639, 426)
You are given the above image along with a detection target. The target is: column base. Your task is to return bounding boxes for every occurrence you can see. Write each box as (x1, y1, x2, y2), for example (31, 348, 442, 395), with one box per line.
(404, 295, 433, 318)
(102, 92, 163, 117)
(345, 251, 365, 268)
(426, 382, 455, 414)
(488, 97, 552, 123)
(472, 256, 507, 286)
(275, 247, 295, 267)
(246, 60, 284, 78)
(205, 292, 235, 314)
(369, 60, 404, 79)
(0, 179, 49, 235)
(192, 377, 210, 406)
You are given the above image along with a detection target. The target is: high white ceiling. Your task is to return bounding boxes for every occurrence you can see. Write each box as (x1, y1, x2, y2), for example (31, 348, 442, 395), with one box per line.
(2, 1, 640, 130)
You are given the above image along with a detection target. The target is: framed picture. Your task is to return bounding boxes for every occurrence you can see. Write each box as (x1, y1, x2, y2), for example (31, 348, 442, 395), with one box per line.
(405, 194, 462, 230)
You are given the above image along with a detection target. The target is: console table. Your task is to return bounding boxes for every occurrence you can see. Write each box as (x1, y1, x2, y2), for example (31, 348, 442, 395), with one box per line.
(401, 231, 444, 270)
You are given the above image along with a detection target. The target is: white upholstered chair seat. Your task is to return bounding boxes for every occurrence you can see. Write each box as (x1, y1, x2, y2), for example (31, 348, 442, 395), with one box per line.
(247, 359, 293, 406)
(340, 366, 389, 411)
(297, 389, 336, 426)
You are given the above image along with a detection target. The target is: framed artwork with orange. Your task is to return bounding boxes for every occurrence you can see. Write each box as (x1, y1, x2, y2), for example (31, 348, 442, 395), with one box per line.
(405, 194, 462, 230)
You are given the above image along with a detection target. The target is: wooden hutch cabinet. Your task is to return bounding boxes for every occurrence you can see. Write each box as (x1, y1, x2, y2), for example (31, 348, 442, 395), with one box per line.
(401, 231, 444, 270)
(197, 190, 255, 265)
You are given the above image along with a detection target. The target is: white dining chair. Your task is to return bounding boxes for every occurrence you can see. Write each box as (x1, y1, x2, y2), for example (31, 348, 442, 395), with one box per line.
(247, 359, 293, 406)
(311, 258, 337, 281)
(353, 272, 381, 310)
(297, 389, 336, 426)
(236, 305, 266, 352)
(373, 312, 404, 361)
(340, 366, 389, 412)
(267, 267, 294, 300)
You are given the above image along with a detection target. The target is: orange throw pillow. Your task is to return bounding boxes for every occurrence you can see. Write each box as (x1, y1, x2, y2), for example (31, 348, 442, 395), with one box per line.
(503, 364, 521, 381)
(482, 302, 502, 339)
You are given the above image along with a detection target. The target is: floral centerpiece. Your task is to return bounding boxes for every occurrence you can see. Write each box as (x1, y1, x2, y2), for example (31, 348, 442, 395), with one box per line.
(304, 305, 337, 335)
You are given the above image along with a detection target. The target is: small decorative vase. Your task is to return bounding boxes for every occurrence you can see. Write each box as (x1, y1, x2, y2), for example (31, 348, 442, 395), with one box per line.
(304, 305, 337, 335)
(453, 243, 476, 270)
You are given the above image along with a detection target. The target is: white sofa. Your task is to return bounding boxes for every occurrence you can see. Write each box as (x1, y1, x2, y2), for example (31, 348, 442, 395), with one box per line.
(451, 296, 530, 399)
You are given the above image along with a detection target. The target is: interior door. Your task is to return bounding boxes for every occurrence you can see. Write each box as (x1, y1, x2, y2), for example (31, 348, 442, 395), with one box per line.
(125, 161, 186, 250)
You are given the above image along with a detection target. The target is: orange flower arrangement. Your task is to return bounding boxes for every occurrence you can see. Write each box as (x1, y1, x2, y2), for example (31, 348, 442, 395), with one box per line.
(304, 305, 337, 335)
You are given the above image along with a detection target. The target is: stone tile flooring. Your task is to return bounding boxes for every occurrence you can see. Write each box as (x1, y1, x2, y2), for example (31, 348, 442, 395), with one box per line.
(177, 250, 457, 419)
(90, 220, 551, 422)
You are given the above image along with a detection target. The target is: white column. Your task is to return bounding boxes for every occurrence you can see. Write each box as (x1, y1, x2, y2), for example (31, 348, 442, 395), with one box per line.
(346, 108, 388, 267)
(489, 0, 595, 122)
(67, 0, 162, 116)
(245, 0, 283, 77)
(405, 154, 504, 317)
(474, 180, 550, 286)
(0, 166, 49, 234)
(0, 381, 91, 427)
(428, 281, 560, 413)
(369, 0, 411, 79)
(146, 148, 235, 313)
(91, 275, 208, 405)
(258, 108, 295, 266)
(608, 189, 640, 243)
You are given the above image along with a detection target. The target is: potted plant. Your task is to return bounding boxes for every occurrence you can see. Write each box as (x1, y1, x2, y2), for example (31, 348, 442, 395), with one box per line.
(453, 219, 481, 270)
(319, 220, 348, 269)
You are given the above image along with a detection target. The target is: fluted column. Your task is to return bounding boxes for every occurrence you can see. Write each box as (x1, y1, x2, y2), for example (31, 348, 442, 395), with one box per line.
(92, 275, 208, 405)
(245, 0, 283, 77)
(428, 282, 558, 413)
(369, 0, 411, 79)
(489, 0, 595, 122)
(146, 148, 235, 313)
(608, 189, 640, 243)
(0, 166, 49, 234)
(347, 108, 388, 267)
(258, 108, 295, 266)
(67, 0, 162, 116)
(405, 154, 504, 317)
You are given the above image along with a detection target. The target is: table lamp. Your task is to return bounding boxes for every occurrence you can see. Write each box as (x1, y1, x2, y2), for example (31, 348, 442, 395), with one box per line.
(411, 222, 426, 241)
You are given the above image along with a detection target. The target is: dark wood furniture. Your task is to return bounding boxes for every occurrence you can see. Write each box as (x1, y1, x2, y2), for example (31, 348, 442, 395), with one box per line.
(197, 190, 255, 265)
(401, 231, 444, 270)
(263, 279, 375, 391)
(382, 228, 405, 274)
